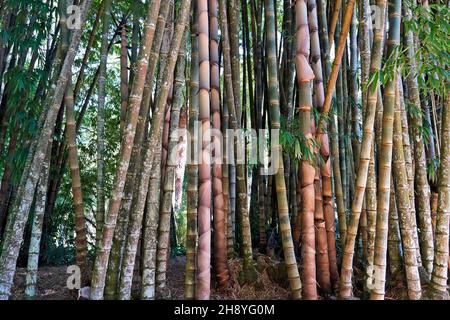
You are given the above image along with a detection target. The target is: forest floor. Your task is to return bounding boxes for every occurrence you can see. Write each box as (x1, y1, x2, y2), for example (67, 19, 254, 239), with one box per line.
(10, 254, 290, 300)
(10, 254, 414, 300)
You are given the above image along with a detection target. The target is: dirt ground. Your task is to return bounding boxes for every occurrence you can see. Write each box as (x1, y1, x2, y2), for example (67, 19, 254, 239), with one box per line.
(11, 255, 291, 300)
(12, 254, 430, 300)
(12, 267, 75, 300)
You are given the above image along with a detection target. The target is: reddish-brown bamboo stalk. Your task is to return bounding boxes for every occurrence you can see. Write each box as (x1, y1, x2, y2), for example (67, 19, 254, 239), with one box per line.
(308, 0, 337, 292)
(196, 0, 212, 300)
(65, 72, 88, 282)
(295, 0, 317, 300)
(210, 0, 229, 289)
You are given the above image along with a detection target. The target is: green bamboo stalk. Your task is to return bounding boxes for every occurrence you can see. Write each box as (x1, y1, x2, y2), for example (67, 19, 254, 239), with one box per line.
(371, 0, 402, 300)
(152, 33, 187, 298)
(387, 177, 403, 278)
(196, 0, 212, 300)
(392, 81, 421, 299)
(265, 0, 302, 300)
(338, 0, 387, 299)
(403, 3, 434, 276)
(24, 145, 51, 299)
(210, 0, 229, 289)
(96, 0, 112, 250)
(428, 96, 450, 300)
(184, 0, 199, 300)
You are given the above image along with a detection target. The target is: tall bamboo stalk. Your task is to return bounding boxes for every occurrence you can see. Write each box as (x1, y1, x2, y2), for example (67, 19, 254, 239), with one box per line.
(388, 179, 403, 277)
(371, 0, 402, 300)
(90, 0, 162, 300)
(328, 0, 342, 47)
(140, 147, 163, 300)
(65, 72, 88, 282)
(308, 0, 332, 294)
(349, 8, 360, 163)
(403, 3, 434, 276)
(119, 23, 129, 135)
(24, 145, 51, 299)
(428, 97, 449, 300)
(136, 0, 191, 300)
(219, 0, 235, 260)
(210, 0, 229, 289)
(359, 0, 377, 296)
(106, 0, 173, 300)
(196, 0, 212, 300)
(296, 0, 317, 300)
(153, 34, 187, 298)
(184, 0, 199, 299)
(317, 0, 355, 133)
(398, 78, 422, 271)
(219, 0, 255, 281)
(96, 0, 112, 249)
(316, 0, 346, 249)
(227, 0, 242, 124)
(392, 80, 421, 299)
(338, 0, 387, 299)
(265, 0, 302, 300)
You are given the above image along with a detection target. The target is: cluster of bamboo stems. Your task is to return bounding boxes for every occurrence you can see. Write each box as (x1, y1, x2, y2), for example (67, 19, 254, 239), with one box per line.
(0, 0, 448, 301)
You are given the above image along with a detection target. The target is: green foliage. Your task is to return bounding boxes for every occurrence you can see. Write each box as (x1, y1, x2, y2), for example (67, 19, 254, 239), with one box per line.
(280, 116, 323, 167)
(403, 1, 450, 97)
(427, 156, 439, 185)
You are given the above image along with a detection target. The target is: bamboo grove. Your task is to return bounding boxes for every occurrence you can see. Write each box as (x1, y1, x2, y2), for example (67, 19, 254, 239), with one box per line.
(0, 0, 448, 301)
